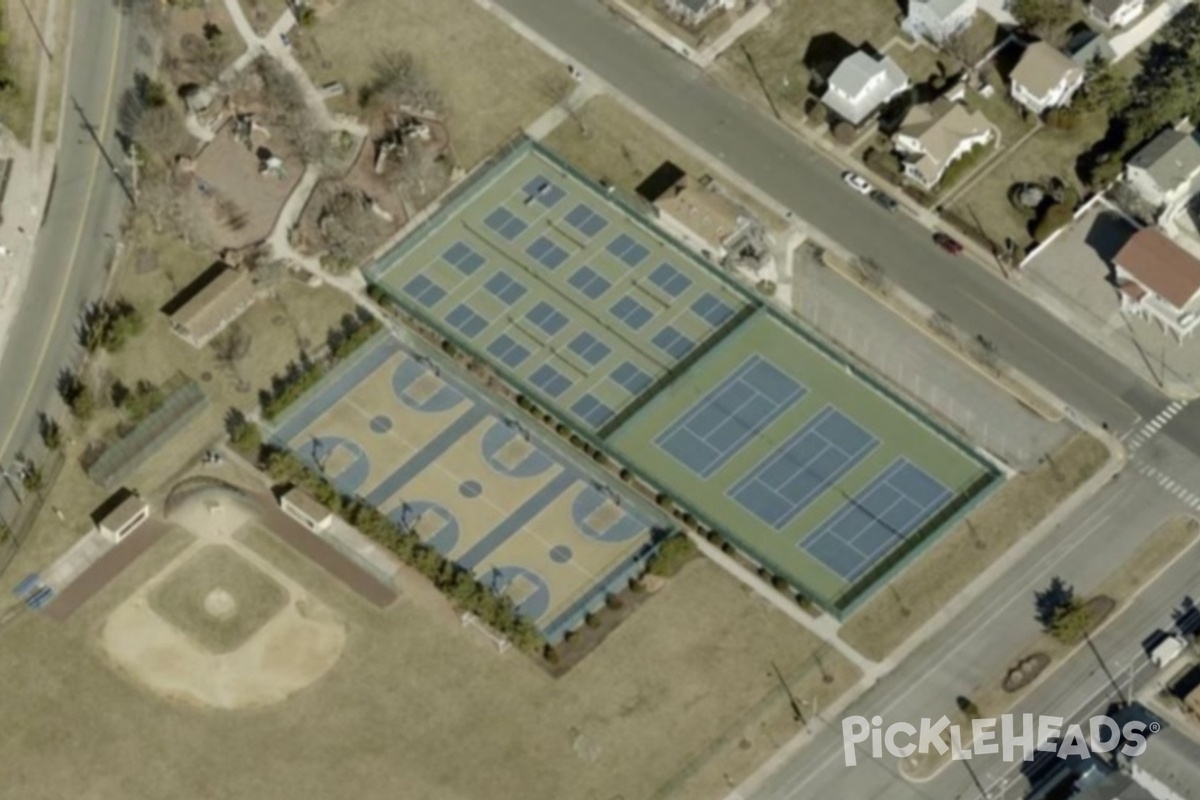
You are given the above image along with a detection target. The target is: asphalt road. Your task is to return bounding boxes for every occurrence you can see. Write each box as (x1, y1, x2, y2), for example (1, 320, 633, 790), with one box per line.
(0, 1, 135, 464)
(478, 2, 1200, 798)
(751, 451, 1200, 800)
(491, 0, 1166, 433)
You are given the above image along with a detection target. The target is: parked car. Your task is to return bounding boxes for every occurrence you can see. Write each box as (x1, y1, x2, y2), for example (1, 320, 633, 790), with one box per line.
(869, 190, 897, 211)
(933, 232, 963, 254)
(841, 171, 872, 195)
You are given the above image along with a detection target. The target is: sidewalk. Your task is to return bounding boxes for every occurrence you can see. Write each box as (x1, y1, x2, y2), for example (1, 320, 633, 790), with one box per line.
(0, 0, 61, 372)
(601, 0, 773, 68)
(727, 417, 1127, 800)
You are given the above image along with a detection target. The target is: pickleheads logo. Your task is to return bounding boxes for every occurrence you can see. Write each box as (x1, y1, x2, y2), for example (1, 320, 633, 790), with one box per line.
(841, 714, 1157, 766)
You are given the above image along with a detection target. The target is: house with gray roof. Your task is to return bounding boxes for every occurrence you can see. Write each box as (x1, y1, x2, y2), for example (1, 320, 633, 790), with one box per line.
(820, 50, 910, 126)
(902, 0, 978, 44)
(1124, 124, 1200, 215)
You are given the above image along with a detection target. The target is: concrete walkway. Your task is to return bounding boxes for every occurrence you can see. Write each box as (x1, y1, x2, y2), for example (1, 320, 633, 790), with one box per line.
(220, 0, 367, 138)
(1111, 0, 1193, 61)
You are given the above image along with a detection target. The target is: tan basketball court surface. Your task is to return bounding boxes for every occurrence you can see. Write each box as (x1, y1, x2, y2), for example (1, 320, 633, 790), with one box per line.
(266, 334, 666, 640)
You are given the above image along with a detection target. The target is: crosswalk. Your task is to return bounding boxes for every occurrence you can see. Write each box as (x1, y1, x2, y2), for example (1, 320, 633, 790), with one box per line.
(1125, 400, 1187, 451)
(1135, 462, 1200, 513)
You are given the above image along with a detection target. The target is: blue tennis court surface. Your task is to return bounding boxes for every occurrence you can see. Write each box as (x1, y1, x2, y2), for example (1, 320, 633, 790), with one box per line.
(800, 458, 953, 581)
(655, 355, 807, 479)
(727, 406, 878, 529)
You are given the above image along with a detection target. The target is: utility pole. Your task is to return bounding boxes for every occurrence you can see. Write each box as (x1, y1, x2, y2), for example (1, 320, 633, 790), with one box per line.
(71, 97, 137, 208)
(961, 758, 990, 799)
(17, 0, 52, 61)
(1084, 631, 1128, 706)
(771, 661, 806, 727)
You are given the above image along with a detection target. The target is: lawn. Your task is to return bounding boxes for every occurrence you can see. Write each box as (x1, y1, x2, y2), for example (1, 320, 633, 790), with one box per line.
(0, 219, 359, 609)
(0, 499, 859, 800)
(711, 0, 902, 128)
(839, 433, 1111, 661)
(0, 0, 51, 144)
(883, 41, 942, 86)
(292, 0, 568, 170)
(621, 0, 737, 49)
(541, 94, 784, 229)
(949, 110, 1109, 251)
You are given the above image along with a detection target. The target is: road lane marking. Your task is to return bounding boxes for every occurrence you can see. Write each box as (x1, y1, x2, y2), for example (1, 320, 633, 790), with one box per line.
(770, 483, 1139, 798)
(960, 293, 1148, 419)
(0, 12, 125, 460)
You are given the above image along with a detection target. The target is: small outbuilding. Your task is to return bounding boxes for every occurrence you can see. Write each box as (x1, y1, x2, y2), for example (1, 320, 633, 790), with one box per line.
(93, 490, 151, 544)
(280, 486, 333, 532)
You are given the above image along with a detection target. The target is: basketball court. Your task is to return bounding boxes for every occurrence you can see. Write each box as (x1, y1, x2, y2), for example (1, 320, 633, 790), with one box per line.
(266, 333, 668, 642)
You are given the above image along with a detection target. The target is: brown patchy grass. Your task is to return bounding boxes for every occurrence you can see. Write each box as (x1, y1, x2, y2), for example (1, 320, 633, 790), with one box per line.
(541, 94, 784, 229)
(0, 508, 859, 800)
(710, 0, 901, 128)
(903, 515, 1197, 780)
(950, 110, 1109, 250)
(0, 0, 50, 144)
(292, 0, 566, 169)
(0, 222, 358, 608)
(840, 433, 1111, 661)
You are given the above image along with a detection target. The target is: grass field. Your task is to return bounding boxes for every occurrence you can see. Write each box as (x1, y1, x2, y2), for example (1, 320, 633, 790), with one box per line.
(148, 544, 287, 653)
(839, 433, 1111, 661)
(0, 513, 858, 800)
(293, 0, 567, 169)
(710, 0, 901, 128)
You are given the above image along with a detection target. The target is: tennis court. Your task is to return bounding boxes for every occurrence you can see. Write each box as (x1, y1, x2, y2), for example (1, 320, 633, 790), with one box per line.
(609, 311, 996, 612)
(265, 332, 670, 642)
(365, 141, 997, 615)
(365, 141, 749, 434)
(800, 458, 953, 581)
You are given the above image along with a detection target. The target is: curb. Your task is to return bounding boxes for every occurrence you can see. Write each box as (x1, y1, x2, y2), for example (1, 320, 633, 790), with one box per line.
(900, 515, 1200, 784)
(821, 251, 1066, 424)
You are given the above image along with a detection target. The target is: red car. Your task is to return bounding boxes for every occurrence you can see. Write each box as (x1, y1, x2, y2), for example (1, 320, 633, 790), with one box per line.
(933, 232, 964, 254)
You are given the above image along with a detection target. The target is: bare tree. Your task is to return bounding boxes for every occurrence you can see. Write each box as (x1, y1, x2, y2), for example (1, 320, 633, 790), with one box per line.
(941, 27, 991, 73)
(853, 257, 887, 294)
(134, 105, 190, 160)
(179, 32, 227, 83)
(317, 184, 392, 273)
(360, 50, 442, 115)
(251, 57, 330, 166)
(928, 311, 957, 341)
(111, 0, 167, 31)
(969, 334, 1000, 373)
(211, 324, 253, 391)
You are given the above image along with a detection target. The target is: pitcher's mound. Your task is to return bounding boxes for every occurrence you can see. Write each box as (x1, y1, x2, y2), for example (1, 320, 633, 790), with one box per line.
(204, 588, 237, 620)
(101, 545, 346, 710)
